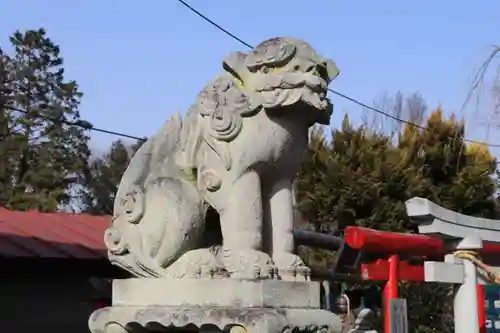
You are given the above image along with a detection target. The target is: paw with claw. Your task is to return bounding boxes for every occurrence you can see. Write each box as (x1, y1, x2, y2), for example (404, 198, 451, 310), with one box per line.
(273, 253, 311, 281)
(222, 249, 277, 280)
(164, 248, 226, 279)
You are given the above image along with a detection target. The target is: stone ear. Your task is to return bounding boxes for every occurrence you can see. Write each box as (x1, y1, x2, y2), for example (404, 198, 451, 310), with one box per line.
(222, 51, 247, 79)
(323, 59, 340, 83)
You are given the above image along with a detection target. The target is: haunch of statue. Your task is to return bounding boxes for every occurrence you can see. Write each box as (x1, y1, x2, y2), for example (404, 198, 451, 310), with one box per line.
(104, 37, 339, 280)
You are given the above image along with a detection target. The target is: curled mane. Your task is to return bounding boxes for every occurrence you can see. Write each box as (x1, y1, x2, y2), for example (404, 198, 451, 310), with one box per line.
(180, 74, 260, 172)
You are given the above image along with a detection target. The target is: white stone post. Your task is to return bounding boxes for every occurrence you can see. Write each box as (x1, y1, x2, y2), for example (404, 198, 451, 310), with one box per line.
(451, 236, 482, 333)
(454, 259, 479, 333)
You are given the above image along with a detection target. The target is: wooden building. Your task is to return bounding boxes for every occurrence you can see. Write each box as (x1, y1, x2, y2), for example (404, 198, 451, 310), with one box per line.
(0, 208, 120, 333)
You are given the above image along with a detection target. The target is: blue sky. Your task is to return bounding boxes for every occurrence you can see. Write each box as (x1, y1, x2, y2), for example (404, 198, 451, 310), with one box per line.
(2, 1, 500, 155)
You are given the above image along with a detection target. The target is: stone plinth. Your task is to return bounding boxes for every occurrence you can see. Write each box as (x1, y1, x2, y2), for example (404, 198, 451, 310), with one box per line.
(112, 278, 320, 309)
(89, 279, 342, 333)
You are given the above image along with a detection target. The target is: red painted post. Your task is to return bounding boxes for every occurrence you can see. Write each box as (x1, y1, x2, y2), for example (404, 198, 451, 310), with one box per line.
(384, 254, 399, 333)
(361, 259, 424, 281)
(344, 226, 500, 258)
(342, 226, 500, 333)
(477, 285, 485, 333)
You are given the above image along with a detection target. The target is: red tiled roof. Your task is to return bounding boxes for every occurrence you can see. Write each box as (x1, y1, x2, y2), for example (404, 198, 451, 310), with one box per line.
(0, 208, 109, 259)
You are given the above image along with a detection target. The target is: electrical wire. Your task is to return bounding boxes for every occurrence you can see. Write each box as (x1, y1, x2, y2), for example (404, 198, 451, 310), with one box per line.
(4, 105, 146, 142)
(176, 0, 500, 148)
(2, 2, 498, 149)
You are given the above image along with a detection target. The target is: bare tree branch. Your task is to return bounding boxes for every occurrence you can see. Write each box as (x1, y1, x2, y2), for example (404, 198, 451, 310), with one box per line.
(462, 45, 500, 114)
(405, 92, 426, 126)
(362, 91, 426, 139)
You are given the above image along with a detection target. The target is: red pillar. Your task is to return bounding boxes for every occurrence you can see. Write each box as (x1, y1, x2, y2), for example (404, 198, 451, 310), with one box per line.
(384, 254, 399, 333)
(478, 285, 485, 333)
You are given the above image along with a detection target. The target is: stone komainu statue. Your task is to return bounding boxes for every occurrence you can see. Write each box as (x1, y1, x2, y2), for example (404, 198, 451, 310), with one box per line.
(103, 37, 339, 280)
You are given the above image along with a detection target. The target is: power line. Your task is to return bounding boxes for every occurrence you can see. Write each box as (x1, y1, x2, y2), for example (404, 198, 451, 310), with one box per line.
(176, 0, 500, 148)
(2, 3, 498, 149)
(4, 105, 147, 142)
(177, 0, 252, 49)
(331, 90, 499, 147)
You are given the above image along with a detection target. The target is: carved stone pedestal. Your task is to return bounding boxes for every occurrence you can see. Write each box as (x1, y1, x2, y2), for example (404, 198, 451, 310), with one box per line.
(88, 279, 342, 333)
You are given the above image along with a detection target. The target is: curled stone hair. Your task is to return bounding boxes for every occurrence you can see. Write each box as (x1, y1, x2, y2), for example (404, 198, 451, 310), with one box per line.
(196, 75, 259, 170)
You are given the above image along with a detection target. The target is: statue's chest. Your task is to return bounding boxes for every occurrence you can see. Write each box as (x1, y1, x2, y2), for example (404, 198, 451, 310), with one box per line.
(236, 111, 309, 171)
(262, 123, 303, 159)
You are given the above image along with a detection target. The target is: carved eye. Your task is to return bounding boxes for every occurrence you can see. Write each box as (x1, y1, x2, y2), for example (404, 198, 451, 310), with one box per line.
(305, 65, 316, 73)
(293, 65, 300, 71)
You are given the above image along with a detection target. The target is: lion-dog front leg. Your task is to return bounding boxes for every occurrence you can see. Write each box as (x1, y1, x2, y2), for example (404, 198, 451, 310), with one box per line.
(217, 170, 275, 280)
(265, 178, 311, 281)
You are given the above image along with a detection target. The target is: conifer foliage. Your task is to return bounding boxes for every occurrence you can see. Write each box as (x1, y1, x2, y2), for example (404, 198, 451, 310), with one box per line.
(295, 106, 498, 333)
(0, 29, 91, 212)
(297, 109, 497, 233)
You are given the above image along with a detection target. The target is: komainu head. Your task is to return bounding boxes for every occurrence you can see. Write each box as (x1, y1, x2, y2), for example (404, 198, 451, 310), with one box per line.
(222, 37, 339, 125)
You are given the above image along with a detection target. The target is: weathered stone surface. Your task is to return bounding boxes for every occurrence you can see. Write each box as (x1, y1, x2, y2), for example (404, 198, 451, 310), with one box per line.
(90, 36, 343, 333)
(405, 197, 500, 242)
(104, 36, 340, 281)
(88, 306, 342, 333)
(112, 278, 321, 309)
(424, 260, 500, 284)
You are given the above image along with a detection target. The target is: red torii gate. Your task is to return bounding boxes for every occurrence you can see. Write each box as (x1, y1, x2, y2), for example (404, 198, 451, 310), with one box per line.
(343, 226, 500, 333)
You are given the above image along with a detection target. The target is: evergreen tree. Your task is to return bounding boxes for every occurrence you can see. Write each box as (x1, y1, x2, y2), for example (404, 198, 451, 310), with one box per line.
(295, 106, 498, 333)
(297, 109, 496, 232)
(0, 50, 15, 206)
(0, 28, 91, 212)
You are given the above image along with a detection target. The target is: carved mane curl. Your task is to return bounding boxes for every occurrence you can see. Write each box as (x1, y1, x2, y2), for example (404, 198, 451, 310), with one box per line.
(180, 74, 260, 173)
